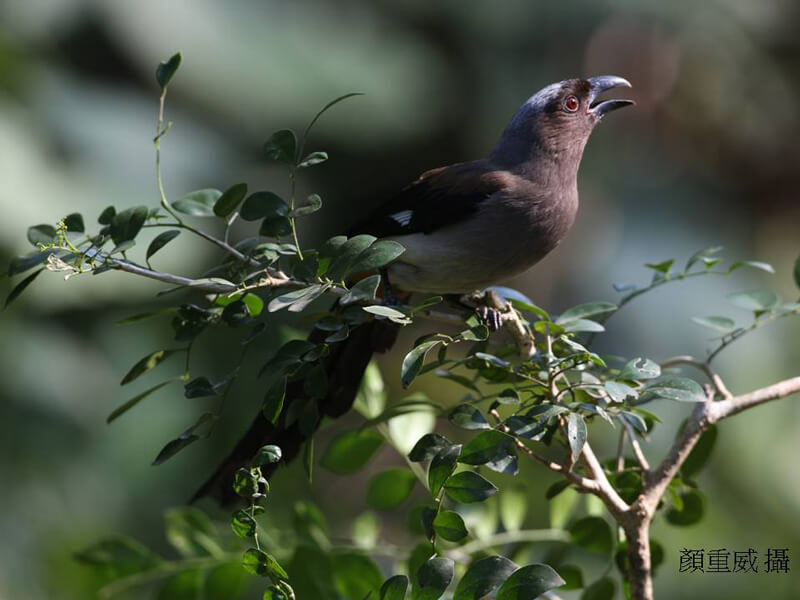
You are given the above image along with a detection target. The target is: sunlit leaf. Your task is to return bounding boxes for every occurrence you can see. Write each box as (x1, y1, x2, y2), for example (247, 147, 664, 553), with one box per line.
(645, 377, 705, 402)
(428, 444, 461, 497)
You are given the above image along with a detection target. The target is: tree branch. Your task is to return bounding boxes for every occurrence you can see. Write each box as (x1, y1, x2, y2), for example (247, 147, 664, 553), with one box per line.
(661, 355, 732, 399)
(643, 375, 800, 513)
(711, 375, 800, 420)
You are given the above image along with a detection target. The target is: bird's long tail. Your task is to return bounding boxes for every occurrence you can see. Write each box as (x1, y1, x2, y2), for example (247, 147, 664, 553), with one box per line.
(190, 317, 399, 506)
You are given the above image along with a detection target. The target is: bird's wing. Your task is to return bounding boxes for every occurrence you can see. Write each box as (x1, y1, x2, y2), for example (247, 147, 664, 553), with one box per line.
(352, 161, 513, 238)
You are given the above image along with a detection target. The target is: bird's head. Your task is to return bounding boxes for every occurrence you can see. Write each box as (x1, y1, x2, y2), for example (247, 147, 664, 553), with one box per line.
(492, 76, 633, 170)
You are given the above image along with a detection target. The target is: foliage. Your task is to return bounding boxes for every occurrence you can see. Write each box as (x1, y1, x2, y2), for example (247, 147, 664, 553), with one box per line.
(6, 54, 800, 599)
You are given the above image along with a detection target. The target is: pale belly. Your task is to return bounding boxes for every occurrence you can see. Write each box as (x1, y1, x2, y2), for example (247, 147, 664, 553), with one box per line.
(385, 212, 565, 294)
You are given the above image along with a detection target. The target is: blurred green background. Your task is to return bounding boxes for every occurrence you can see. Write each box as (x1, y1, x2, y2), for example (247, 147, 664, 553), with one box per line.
(1, 1, 798, 598)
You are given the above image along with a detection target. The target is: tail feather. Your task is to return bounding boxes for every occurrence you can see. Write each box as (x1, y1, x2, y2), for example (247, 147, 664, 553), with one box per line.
(190, 318, 399, 506)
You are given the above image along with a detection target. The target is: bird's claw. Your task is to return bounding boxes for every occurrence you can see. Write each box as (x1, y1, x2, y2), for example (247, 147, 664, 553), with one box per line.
(476, 306, 504, 332)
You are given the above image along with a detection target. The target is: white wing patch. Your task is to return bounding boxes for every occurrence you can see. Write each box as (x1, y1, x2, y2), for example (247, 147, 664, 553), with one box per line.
(389, 210, 413, 227)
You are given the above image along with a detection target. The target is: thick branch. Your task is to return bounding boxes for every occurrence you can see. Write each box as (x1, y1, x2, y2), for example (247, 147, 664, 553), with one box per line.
(711, 375, 800, 420)
(580, 442, 630, 518)
(643, 375, 800, 513)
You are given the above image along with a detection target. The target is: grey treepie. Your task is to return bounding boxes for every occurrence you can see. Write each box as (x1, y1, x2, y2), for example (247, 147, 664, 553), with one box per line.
(193, 76, 633, 504)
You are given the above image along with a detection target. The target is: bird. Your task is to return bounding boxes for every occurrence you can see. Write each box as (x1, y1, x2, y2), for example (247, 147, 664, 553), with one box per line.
(192, 76, 633, 504)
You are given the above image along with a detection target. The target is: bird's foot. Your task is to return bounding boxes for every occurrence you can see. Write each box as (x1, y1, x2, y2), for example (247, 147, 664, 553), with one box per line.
(476, 305, 505, 332)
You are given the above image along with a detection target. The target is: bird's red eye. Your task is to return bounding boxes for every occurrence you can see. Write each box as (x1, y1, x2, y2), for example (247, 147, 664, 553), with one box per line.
(563, 95, 580, 112)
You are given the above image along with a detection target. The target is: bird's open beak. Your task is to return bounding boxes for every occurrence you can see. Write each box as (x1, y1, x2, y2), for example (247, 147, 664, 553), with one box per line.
(588, 76, 634, 117)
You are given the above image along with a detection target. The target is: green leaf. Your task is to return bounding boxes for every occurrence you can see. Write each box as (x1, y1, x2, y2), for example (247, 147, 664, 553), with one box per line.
(260, 216, 293, 237)
(4, 268, 44, 308)
(242, 293, 264, 317)
(146, 230, 181, 262)
(98, 206, 116, 225)
(264, 129, 297, 164)
(665, 489, 705, 526)
(454, 555, 518, 600)
(566, 413, 587, 461)
(428, 444, 461, 497)
(157, 570, 202, 600)
(213, 182, 248, 217)
(231, 509, 256, 539)
(681, 424, 717, 479)
(64, 212, 84, 232)
(568, 517, 613, 555)
(545, 480, 571, 500)
(413, 557, 454, 600)
(156, 52, 182, 88)
(620, 357, 661, 380)
(298, 151, 328, 169)
(496, 564, 566, 600)
(691, 315, 736, 333)
(253, 444, 282, 466)
(110, 205, 149, 245)
(401, 341, 441, 388)
(320, 430, 383, 475)
(109, 240, 135, 255)
(268, 284, 328, 313)
(555, 564, 583, 590)
(556, 302, 617, 324)
(363, 304, 411, 325)
(685, 246, 723, 271)
(645, 259, 674, 276)
(152, 413, 216, 466)
(9, 250, 57, 276)
(433, 510, 468, 542)
(240, 191, 288, 221)
(326, 235, 377, 281)
(604, 381, 636, 403)
(367, 469, 417, 510)
(580, 577, 615, 600)
(107, 380, 174, 423)
(242, 548, 289, 580)
(727, 290, 779, 312)
(443, 471, 497, 503)
(120, 349, 176, 385)
(408, 433, 453, 462)
(728, 260, 774, 274)
(380, 575, 409, 600)
(27, 224, 56, 245)
(291, 193, 323, 217)
(331, 551, 383, 600)
(448, 404, 489, 430)
(352, 511, 379, 549)
(163, 507, 222, 557)
(75, 535, 162, 577)
(459, 430, 514, 467)
(348, 240, 405, 275)
(562, 318, 605, 333)
(172, 189, 222, 217)
(341, 275, 381, 305)
(645, 377, 705, 402)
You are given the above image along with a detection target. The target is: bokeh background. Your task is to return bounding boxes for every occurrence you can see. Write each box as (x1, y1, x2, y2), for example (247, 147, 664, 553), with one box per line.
(1, 1, 799, 598)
